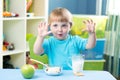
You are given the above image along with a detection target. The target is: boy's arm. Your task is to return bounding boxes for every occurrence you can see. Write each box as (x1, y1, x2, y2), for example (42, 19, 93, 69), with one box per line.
(33, 22, 52, 55)
(33, 36, 44, 55)
(86, 32, 96, 49)
(82, 19, 96, 49)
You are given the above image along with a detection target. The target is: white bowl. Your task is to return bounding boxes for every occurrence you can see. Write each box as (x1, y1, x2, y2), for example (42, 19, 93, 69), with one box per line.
(44, 67, 62, 76)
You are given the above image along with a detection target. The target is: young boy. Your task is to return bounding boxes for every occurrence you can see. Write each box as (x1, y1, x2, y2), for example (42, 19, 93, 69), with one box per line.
(34, 8, 96, 70)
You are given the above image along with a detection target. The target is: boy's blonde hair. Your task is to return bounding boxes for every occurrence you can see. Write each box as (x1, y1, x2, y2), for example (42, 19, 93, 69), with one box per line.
(48, 8, 72, 25)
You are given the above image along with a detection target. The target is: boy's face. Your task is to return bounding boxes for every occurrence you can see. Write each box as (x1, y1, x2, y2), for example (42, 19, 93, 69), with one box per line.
(50, 21, 71, 40)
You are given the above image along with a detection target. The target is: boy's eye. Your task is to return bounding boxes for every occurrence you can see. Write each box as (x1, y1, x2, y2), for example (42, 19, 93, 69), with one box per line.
(62, 24, 67, 27)
(53, 24, 58, 27)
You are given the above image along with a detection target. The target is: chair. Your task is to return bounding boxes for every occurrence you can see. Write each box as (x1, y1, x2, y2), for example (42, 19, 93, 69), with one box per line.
(28, 36, 48, 69)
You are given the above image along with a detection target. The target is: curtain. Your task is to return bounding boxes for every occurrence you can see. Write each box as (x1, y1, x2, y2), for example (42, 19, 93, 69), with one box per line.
(105, 0, 120, 78)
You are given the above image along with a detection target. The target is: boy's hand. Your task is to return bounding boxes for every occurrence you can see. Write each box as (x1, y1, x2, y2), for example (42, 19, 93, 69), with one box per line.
(82, 19, 96, 34)
(38, 22, 52, 37)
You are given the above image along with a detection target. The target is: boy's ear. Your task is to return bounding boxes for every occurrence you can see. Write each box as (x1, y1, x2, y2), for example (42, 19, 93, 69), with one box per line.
(69, 22, 73, 28)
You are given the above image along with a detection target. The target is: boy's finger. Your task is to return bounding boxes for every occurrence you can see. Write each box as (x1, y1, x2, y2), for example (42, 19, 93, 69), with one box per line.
(90, 19, 93, 24)
(83, 21, 86, 24)
(39, 22, 42, 27)
(87, 20, 90, 23)
(83, 20, 90, 26)
(44, 22, 49, 30)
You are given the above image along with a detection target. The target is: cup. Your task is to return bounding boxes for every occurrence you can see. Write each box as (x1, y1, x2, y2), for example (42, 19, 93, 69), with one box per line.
(67, 54, 85, 76)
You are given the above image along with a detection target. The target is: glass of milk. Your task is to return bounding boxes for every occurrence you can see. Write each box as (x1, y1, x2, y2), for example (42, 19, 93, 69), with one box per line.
(67, 54, 85, 75)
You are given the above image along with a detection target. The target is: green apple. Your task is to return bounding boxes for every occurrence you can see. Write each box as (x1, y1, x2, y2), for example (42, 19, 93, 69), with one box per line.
(21, 64, 35, 79)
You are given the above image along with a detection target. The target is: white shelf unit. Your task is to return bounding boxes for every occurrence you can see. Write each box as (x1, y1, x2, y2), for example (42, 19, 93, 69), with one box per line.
(0, 0, 48, 69)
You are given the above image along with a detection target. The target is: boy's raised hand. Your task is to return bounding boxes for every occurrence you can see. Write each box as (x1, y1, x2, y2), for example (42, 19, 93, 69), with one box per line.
(82, 19, 96, 34)
(38, 22, 52, 38)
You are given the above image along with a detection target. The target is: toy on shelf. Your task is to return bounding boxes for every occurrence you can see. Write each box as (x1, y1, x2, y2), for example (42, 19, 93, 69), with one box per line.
(27, 13, 34, 17)
(3, 45, 7, 51)
(3, 0, 19, 17)
(3, 34, 15, 51)
(7, 43, 15, 50)
(3, 11, 19, 17)
(26, 0, 33, 12)
(3, 55, 14, 69)
(26, 0, 34, 17)
(3, 41, 9, 51)
(3, 41, 15, 51)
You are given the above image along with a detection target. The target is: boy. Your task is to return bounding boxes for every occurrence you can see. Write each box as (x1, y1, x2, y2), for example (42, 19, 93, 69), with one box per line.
(34, 8, 96, 69)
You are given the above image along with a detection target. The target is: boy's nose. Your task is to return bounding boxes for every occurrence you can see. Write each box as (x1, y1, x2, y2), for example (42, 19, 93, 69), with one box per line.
(58, 26, 62, 31)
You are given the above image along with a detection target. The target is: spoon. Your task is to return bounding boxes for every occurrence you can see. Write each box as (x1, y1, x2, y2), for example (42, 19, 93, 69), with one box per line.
(30, 59, 49, 68)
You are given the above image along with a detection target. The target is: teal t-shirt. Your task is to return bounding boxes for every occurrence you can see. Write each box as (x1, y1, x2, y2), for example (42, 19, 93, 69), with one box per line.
(43, 35, 87, 70)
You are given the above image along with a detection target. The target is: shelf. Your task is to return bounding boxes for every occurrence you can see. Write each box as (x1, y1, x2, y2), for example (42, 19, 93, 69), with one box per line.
(3, 17, 25, 21)
(1, 50, 24, 56)
(27, 16, 45, 20)
(0, 0, 48, 69)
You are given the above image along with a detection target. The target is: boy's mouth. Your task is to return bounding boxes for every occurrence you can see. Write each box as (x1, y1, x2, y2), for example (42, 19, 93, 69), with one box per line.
(57, 34, 63, 37)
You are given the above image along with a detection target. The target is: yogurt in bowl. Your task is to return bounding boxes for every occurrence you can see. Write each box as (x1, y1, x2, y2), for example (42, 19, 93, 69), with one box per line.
(44, 66, 62, 76)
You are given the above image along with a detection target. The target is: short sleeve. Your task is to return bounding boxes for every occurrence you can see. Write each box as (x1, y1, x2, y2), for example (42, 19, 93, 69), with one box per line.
(42, 39, 49, 54)
(75, 36, 88, 51)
